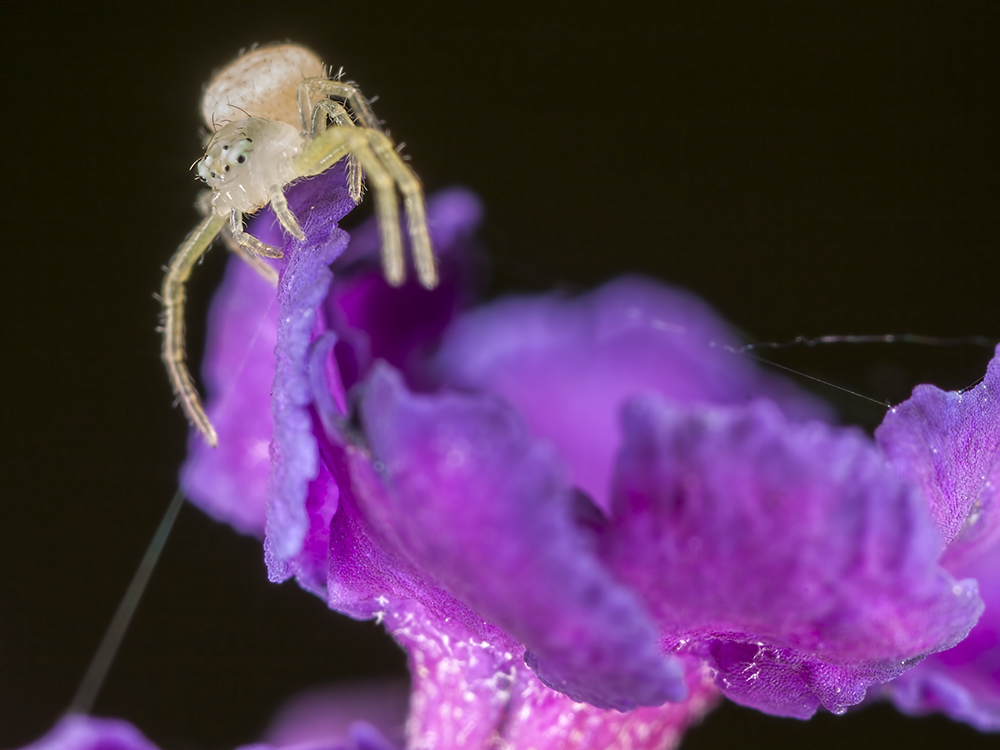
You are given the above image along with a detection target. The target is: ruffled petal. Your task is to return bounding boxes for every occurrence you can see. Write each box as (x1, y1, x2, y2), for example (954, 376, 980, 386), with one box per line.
(355, 365, 687, 710)
(876, 346, 1000, 550)
(601, 395, 983, 718)
(877, 347, 1000, 730)
(433, 277, 831, 508)
(264, 170, 356, 568)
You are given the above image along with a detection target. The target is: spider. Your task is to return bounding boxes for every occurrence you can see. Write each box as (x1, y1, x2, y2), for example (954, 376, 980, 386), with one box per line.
(161, 44, 437, 448)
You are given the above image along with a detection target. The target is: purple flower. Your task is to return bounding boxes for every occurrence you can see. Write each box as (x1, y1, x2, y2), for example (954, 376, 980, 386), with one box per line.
(874, 350, 1000, 730)
(20, 716, 160, 750)
(182, 168, 993, 746)
(22, 713, 398, 750)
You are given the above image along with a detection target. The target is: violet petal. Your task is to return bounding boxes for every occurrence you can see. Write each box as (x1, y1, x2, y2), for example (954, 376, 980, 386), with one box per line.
(875, 346, 1000, 550)
(181, 255, 278, 536)
(602, 395, 983, 717)
(357, 364, 687, 710)
(264, 171, 355, 570)
(19, 716, 159, 750)
(877, 347, 1000, 730)
(433, 277, 831, 509)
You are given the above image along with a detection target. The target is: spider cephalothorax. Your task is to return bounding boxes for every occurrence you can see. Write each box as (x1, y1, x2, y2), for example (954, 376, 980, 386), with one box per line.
(162, 44, 436, 446)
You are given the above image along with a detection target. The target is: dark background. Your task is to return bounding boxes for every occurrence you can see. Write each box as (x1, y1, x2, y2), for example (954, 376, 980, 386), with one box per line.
(1, 1, 998, 748)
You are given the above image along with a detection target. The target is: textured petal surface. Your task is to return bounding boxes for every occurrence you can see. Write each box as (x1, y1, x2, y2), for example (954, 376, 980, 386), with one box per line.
(503, 658, 720, 750)
(433, 277, 831, 508)
(381, 598, 719, 750)
(876, 346, 1000, 548)
(601, 395, 983, 718)
(877, 347, 1000, 730)
(265, 188, 486, 578)
(357, 365, 687, 711)
(20, 716, 160, 750)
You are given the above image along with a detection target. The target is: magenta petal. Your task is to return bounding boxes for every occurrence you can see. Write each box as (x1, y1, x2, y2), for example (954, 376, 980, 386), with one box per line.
(324, 189, 484, 392)
(602, 396, 983, 717)
(876, 346, 1000, 550)
(357, 365, 687, 710)
(433, 277, 831, 508)
(20, 716, 160, 750)
(503, 660, 720, 750)
(181, 256, 278, 536)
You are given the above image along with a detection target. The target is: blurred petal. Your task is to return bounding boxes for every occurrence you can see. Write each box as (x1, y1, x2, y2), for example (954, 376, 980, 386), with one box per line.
(433, 277, 831, 508)
(20, 716, 159, 750)
(263, 681, 408, 749)
(181, 255, 277, 536)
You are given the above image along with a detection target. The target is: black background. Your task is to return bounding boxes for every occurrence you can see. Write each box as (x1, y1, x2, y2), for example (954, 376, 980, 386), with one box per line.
(1, 2, 998, 748)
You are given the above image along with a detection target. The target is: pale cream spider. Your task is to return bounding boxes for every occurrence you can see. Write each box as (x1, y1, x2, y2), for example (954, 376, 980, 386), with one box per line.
(162, 44, 437, 447)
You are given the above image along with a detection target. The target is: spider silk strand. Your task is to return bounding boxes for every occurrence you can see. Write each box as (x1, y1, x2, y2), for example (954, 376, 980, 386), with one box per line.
(67, 487, 186, 715)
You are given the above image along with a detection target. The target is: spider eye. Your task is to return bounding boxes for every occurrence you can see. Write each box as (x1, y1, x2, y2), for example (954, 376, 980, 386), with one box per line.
(225, 138, 254, 167)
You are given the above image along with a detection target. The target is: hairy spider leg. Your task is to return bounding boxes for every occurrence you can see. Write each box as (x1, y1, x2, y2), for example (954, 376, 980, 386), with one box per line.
(197, 191, 279, 286)
(366, 131, 436, 288)
(161, 212, 227, 447)
(266, 184, 306, 241)
(294, 126, 438, 288)
(294, 127, 405, 284)
(308, 98, 364, 203)
(297, 78, 383, 133)
(229, 208, 289, 259)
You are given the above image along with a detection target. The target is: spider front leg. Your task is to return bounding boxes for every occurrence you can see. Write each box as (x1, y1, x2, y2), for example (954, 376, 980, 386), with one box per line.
(294, 126, 438, 288)
(228, 209, 289, 258)
(197, 192, 278, 285)
(161, 212, 227, 446)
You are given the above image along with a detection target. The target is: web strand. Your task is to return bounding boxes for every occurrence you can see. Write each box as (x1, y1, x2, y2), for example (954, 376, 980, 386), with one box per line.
(67, 488, 186, 716)
(739, 333, 997, 353)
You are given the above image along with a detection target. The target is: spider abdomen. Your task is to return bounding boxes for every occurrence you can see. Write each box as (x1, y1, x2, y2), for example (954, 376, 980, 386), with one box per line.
(202, 44, 325, 130)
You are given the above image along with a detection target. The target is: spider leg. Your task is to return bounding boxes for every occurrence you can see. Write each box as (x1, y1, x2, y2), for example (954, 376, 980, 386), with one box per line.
(294, 127, 406, 285)
(293, 126, 437, 288)
(307, 99, 363, 204)
(197, 191, 278, 285)
(161, 212, 226, 446)
(267, 184, 306, 241)
(229, 210, 285, 258)
(298, 77, 382, 132)
(366, 130, 436, 288)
